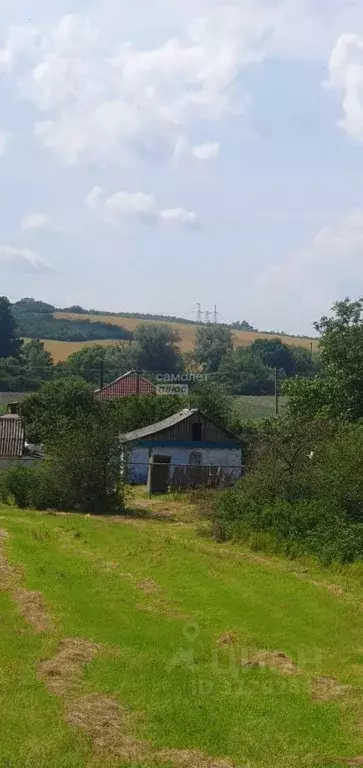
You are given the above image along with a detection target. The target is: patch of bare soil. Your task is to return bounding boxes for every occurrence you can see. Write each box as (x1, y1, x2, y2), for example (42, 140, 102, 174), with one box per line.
(12, 588, 54, 633)
(241, 650, 300, 675)
(217, 632, 239, 648)
(311, 675, 352, 702)
(67, 694, 148, 761)
(39, 638, 100, 696)
(157, 748, 235, 768)
(343, 758, 363, 766)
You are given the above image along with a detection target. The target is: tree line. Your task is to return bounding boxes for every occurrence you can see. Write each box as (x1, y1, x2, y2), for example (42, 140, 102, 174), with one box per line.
(12, 298, 133, 342)
(0, 294, 318, 393)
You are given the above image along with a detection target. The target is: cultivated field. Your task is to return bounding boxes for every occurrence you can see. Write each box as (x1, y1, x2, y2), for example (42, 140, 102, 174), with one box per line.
(54, 312, 319, 357)
(35, 339, 123, 363)
(1, 493, 363, 768)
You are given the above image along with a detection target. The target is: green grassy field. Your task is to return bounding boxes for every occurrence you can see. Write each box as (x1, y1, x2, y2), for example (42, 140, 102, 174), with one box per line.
(235, 395, 288, 420)
(1, 493, 363, 768)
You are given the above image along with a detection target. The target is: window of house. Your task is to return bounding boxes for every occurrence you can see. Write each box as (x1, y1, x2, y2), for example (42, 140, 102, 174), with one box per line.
(192, 422, 203, 441)
(189, 451, 202, 466)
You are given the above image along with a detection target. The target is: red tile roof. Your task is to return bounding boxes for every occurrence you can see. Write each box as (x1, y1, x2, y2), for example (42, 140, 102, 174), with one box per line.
(0, 415, 24, 458)
(95, 370, 156, 400)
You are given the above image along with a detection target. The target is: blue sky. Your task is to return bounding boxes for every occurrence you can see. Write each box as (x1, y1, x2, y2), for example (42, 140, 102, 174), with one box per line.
(1, 0, 363, 335)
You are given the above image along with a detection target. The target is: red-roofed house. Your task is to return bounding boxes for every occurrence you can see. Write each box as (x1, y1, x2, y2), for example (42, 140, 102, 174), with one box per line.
(95, 370, 156, 400)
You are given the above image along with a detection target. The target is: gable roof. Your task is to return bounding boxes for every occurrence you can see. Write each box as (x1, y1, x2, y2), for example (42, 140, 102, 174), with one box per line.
(0, 414, 24, 458)
(121, 408, 199, 443)
(95, 370, 156, 395)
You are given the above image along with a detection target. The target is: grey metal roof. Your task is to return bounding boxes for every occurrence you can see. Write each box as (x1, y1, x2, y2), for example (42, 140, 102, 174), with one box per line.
(121, 408, 199, 443)
(0, 414, 24, 458)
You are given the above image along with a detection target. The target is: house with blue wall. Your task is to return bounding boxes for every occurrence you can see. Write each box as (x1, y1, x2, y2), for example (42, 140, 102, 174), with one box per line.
(120, 408, 242, 486)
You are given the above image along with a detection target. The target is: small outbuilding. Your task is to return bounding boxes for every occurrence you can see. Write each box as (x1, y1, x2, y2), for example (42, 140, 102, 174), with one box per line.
(120, 408, 242, 488)
(95, 370, 156, 400)
(0, 414, 42, 468)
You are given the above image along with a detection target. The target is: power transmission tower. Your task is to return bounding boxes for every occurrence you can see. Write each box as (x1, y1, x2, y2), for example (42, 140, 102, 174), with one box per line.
(204, 311, 211, 324)
(212, 304, 219, 324)
(195, 302, 202, 323)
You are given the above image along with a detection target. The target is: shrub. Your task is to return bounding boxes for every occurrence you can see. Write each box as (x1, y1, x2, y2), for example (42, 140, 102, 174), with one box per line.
(209, 417, 363, 565)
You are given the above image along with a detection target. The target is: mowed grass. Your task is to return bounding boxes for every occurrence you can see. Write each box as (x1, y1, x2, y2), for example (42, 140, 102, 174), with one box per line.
(1, 496, 363, 768)
(54, 312, 319, 358)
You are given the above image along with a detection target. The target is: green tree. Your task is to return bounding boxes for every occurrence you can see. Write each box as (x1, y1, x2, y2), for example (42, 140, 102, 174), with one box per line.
(190, 380, 235, 433)
(23, 340, 53, 379)
(0, 297, 22, 358)
(21, 377, 99, 443)
(285, 298, 363, 421)
(250, 337, 296, 376)
(104, 343, 137, 382)
(58, 345, 108, 384)
(218, 348, 275, 395)
(194, 325, 234, 373)
(133, 324, 183, 373)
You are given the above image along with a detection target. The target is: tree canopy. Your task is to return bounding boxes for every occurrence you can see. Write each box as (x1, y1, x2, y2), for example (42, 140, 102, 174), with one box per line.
(285, 298, 363, 421)
(133, 323, 183, 373)
(0, 297, 22, 358)
(194, 325, 234, 373)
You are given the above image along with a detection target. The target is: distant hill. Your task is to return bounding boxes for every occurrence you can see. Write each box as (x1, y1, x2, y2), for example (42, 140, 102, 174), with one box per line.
(11, 298, 318, 362)
(55, 310, 318, 356)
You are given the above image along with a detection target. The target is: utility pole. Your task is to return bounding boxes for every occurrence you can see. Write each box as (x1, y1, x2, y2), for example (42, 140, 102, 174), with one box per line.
(275, 367, 279, 416)
(136, 369, 141, 398)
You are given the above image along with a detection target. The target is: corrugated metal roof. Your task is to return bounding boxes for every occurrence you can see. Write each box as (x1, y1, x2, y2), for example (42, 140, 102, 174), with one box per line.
(0, 414, 24, 458)
(121, 408, 199, 443)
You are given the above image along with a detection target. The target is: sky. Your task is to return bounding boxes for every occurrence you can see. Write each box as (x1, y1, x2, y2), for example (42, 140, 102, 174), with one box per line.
(1, 1, 363, 335)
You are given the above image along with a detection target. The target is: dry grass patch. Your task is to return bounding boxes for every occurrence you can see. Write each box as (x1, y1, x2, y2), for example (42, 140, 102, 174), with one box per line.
(137, 578, 159, 595)
(12, 588, 54, 633)
(217, 632, 239, 648)
(0, 530, 16, 590)
(241, 650, 300, 675)
(0, 528, 54, 632)
(67, 694, 148, 761)
(157, 748, 235, 767)
(39, 638, 101, 696)
(343, 758, 363, 766)
(311, 676, 353, 702)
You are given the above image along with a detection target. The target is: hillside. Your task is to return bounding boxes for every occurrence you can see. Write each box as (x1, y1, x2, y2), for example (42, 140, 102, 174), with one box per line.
(55, 311, 318, 358)
(1, 494, 363, 767)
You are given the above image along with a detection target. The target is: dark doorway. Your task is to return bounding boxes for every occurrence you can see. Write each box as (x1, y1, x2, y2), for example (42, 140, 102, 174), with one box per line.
(192, 422, 203, 442)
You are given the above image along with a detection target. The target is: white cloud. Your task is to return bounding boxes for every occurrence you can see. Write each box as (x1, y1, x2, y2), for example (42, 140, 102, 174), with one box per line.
(21, 213, 50, 230)
(261, 208, 363, 332)
(192, 141, 219, 161)
(87, 186, 199, 229)
(0, 245, 54, 273)
(159, 207, 199, 228)
(104, 191, 157, 223)
(0, 130, 12, 156)
(0, 9, 255, 165)
(85, 186, 107, 212)
(328, 34, 363, 142)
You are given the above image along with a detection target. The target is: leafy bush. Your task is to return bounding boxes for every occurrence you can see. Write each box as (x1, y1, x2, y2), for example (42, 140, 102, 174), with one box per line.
(209, 417, 363, 564)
